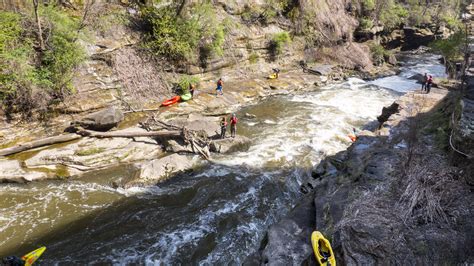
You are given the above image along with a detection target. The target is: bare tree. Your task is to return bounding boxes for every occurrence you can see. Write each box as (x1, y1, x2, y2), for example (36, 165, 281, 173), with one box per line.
(72, 0, 96, 42)
(32, 0, 45, 51)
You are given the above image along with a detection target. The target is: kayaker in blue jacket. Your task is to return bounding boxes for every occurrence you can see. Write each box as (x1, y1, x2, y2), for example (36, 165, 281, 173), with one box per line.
(216, 78, 223, 96)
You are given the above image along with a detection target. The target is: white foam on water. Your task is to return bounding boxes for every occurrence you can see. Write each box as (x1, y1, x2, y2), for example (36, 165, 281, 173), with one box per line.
(216, 79, 397, 171)
(245, 121, 258, 126)
(370, 53, 447, 92)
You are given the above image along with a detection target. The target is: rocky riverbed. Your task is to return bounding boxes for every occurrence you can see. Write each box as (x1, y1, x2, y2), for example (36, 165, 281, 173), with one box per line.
(0, 64, 364, 185)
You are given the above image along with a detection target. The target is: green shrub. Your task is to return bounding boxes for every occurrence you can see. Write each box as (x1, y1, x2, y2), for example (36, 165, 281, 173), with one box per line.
(0, 11, 23, 55)
(0, 6, 85, 119)
(142, 2, 227, 63)
(380, 3, 408, 30)
(0, 12, 33, 100)
(249, 52, 259, 64)
(359, 17, 373, 30)
(430, 29, 466, 76)
(40, 6, 85, 91)
(362, 0, 376, 12)
(142, 6, 201, 61)
(406, 4, 431, 27)
(370, 43, 392, 66)
(268, 31, 291, 59)
(441, 14, 462, 30)
(177, 75, 199, 94)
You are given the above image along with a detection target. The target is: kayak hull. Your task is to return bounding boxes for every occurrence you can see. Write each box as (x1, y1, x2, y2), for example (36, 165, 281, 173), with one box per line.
(267, 73, 278, 79)
(161, 96, 181, 107)
(180, 93, 192, 101)
(311, 231, 336, 266)
(22, 246, 46, 266)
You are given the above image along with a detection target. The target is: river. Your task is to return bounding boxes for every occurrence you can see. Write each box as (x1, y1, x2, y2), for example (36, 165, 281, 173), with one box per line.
(0, 53, 446, 264)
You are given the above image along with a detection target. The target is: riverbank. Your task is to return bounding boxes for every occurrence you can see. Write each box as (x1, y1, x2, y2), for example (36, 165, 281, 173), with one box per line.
(0, 64, 369, 184)
(251, 83, 474, 264)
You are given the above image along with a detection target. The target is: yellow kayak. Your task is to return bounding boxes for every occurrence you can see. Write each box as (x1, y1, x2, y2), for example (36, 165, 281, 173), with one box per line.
(22, 246, 46, 266)
(268, 73, 278, 79)
(311, 231, 336, 266)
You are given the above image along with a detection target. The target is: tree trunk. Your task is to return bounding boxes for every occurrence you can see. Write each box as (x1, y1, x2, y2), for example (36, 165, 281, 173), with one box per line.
(176, 0, 190, 17)
(0, 134, 81, 157)
(32, 0, 45, 51)
(77, 129, 182, 138)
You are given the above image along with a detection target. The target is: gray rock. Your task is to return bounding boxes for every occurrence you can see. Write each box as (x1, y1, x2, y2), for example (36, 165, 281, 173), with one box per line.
(124, 154, 194, 187)
(167, 114, 221, 138)
(24, 129, 162, 177)
(408, 73, 425, 83)
(402, 27, 435, 51)
(385, 53, 398, 65)
(377, 102, 400, 125)
(306, 64, 334, 76)
(0, 159, 47, 182)
(244, 113, 257, 119)
(209, 136, 251, 153)
(73, 106, 124, 131)
(163, 139, 194, 153)
(260, 195, 316, 266)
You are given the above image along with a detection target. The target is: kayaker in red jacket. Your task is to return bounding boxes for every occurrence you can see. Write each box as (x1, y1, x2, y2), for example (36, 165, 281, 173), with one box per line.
(230, 114, 238, 138)
(426, 75, 433, 94)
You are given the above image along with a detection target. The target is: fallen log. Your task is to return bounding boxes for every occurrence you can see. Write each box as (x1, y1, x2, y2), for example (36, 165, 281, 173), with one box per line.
(77, 129, 182, 138)
(0, 126, 209, 159)
(0, 134, 82, 157)
(123, 108, 161, 114)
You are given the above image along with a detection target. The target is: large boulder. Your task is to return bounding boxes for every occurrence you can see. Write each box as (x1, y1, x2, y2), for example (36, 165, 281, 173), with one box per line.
(124, 154, 194, 187)
(402, 27, 435, 51)
(166, 114, 221, 138)
(209, 135, 251, 153)
(408, 73, 425, 83)
(259, 195, 316, 265)
(377, 102, 400, 125)
(72, 106, 124, 131)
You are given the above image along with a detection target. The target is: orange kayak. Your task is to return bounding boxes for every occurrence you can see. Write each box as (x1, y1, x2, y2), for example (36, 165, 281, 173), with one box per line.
(161, 96, 181, 107)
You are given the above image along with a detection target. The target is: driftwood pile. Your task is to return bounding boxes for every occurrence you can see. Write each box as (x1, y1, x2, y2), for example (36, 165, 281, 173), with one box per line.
(0, 116, 212, 159)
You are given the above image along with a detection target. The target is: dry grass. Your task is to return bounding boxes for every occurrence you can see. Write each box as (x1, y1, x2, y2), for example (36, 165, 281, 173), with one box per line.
(113, 47, 173, 109)
(308, 43, 373, 70)
(398, 151, 463, 225)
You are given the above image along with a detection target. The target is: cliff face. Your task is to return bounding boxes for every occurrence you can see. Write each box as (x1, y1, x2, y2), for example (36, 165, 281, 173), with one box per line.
(53, 0, 373, 113)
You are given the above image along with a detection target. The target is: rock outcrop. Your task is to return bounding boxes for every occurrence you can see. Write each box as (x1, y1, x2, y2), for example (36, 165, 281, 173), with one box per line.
(257, 88, 474, 265)
(70, 107, 124, 131)
(209, 136, 251, 153)
(124, 154, 195, 188)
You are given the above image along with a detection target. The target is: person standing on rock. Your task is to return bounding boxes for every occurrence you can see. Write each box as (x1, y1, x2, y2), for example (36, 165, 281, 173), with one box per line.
(426, 75, 433, 94)
(216, 78, 224, 96)
(220, 117, 227, 139)
(230, 113, 238, 138)
(421, 73, 428, 92)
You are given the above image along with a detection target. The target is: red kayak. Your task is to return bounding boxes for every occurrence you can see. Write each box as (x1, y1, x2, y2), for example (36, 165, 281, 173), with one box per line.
(161, 96, 181, 107)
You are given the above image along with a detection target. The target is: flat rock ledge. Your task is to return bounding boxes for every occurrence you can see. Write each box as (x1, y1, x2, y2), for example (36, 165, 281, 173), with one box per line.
(123, 153, 196, 188)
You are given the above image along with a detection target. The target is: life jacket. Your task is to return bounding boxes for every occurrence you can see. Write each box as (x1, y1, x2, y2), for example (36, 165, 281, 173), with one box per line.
(231, 117, 238, 125)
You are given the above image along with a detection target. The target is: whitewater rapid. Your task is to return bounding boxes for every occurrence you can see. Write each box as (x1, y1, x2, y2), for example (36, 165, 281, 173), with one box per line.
(0, 53, 447, 264)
